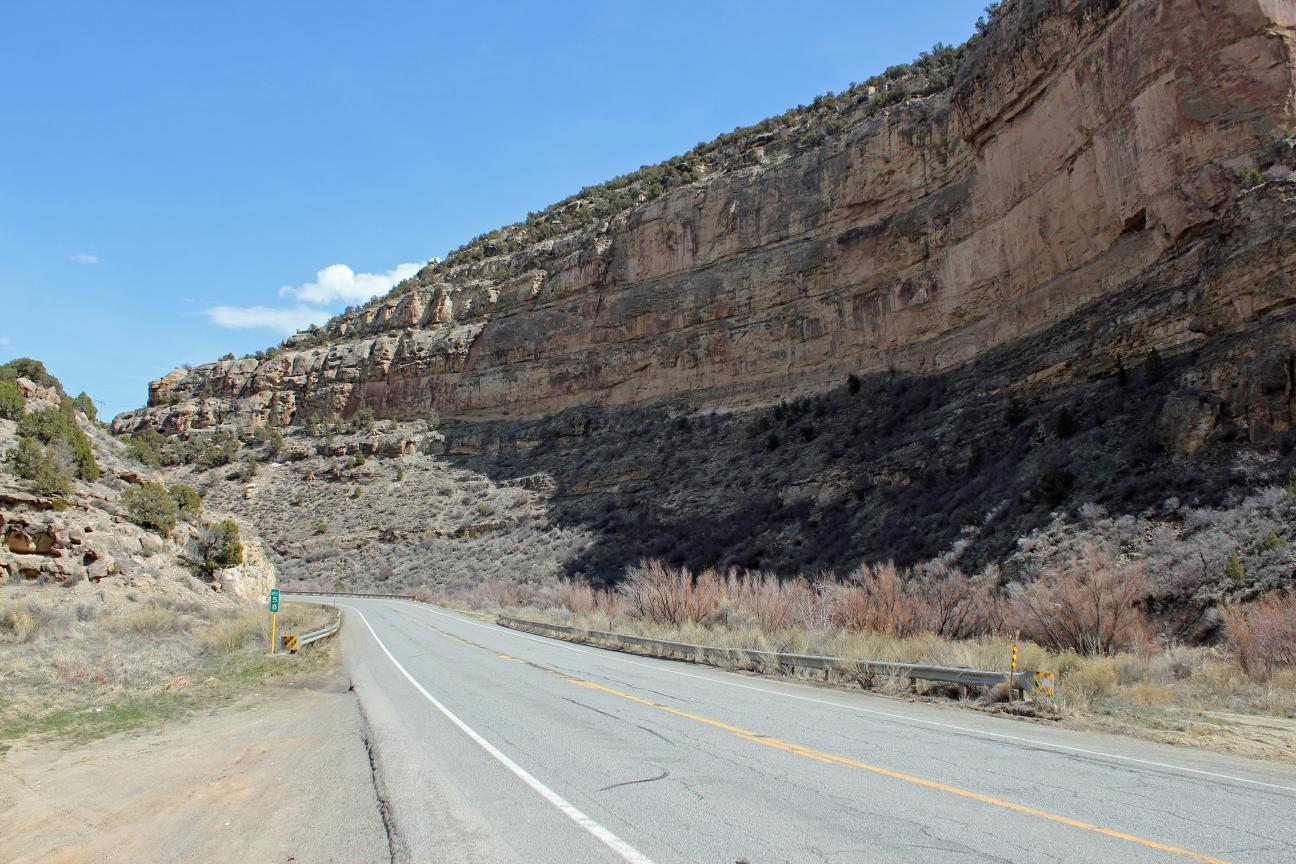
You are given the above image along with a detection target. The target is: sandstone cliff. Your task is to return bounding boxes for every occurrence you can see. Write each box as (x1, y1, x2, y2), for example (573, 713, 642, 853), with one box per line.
(114, 0, 1296, 438)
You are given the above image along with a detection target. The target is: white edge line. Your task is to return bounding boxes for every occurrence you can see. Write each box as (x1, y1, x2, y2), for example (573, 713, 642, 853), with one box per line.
(341, 603, 657, 864)
(383, 598, 1296, 797)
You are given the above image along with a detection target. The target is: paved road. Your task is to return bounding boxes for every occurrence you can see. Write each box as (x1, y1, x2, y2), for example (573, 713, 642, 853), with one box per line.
(304, 595, 1296, 864)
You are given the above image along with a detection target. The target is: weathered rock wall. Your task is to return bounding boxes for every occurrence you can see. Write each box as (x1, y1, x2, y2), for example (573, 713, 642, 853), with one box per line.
(114, 0, 1296, 435)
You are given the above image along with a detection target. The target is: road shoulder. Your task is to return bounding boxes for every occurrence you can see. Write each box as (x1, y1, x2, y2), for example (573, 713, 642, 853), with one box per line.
(0, 666, 390, 864)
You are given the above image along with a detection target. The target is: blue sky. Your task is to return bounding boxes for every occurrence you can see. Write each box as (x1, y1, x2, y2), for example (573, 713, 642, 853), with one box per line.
(1, 1, 986, 419)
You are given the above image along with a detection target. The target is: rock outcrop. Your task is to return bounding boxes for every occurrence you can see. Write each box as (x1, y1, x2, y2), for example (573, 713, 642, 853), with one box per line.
(114, 0, 1296, 439)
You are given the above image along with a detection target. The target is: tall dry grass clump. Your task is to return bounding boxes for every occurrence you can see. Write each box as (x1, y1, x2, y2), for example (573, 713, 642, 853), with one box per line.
(200, 609, 266, 654)
(108, 604, 182, 636)
(1009, 547, 1150, 656)
(1222, 589, 1296, 677)
(0, 601, 39, 643)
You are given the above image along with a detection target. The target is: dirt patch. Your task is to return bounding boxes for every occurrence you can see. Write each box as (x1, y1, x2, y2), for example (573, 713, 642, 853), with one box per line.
(1070, 709, 1296, 765)
(0, 667, 389, 864)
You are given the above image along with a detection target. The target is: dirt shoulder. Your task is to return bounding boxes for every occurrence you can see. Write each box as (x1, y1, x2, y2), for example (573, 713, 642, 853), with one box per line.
(0, 666, 390, 864)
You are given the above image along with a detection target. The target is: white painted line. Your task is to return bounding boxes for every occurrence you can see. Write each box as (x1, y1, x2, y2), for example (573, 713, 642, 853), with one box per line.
(343, 604, 657, 864)
(393, 599, 1296, 797)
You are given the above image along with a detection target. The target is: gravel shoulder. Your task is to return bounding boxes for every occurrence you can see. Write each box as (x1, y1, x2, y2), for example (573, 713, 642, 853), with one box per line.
(0, 665, 390, 864)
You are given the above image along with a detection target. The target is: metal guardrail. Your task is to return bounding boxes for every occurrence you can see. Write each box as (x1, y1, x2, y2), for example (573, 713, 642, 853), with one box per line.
(278, 593, 1055, 693)
(280, 590, 414, 600)
(296, 616, 342, 649)
(498, 614, 1050, 692)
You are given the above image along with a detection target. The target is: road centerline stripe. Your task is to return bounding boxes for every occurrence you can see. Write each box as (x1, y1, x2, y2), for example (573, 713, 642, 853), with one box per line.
(342, 604, 657, 864)
(563, 676, 1232, 864)
(387, 602, 1234, 863)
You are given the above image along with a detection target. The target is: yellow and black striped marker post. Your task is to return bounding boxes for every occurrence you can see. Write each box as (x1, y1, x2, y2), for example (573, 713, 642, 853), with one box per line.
(282, 634, 298, 654)
(1034, 671, 1055, 697)
(1009, 641, 1019, 701)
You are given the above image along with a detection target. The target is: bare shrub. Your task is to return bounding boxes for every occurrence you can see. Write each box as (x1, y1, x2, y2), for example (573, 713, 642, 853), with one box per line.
(821, 562, 999, 638)
(724, 571, 817, 632)
(1221, 589, 1296, 677)
(620, 560, 722, 625)
(1010, 547, 1151, 655)
(559, 580, 597, 616)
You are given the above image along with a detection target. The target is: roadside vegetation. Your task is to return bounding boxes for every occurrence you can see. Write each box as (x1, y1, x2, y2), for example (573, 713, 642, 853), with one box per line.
(0, 593, 333, 748)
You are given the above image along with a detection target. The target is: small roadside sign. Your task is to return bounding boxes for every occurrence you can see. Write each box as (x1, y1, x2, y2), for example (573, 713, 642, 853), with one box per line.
(269, 588, 280, 613)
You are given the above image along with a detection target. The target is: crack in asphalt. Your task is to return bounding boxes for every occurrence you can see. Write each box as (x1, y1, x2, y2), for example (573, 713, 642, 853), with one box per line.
(636, 723, 675, 745)
(355, 687, 401, 864)
(562, 696, 623, 721)
(597, 769, 671, 792)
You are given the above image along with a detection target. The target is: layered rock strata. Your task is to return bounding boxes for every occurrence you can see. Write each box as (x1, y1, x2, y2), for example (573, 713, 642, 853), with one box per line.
(115, 0, 1296, 435)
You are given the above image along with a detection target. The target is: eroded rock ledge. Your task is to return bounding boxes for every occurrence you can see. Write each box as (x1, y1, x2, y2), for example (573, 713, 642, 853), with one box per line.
(114, 0, 1296, 436)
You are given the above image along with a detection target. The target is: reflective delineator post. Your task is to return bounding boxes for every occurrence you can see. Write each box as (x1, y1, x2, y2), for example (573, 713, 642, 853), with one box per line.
(1009, 634, 1019, 701)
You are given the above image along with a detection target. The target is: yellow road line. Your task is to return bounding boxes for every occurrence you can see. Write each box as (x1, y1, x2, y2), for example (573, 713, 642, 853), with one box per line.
(397, 606, 1231, 863)
(567, 678, 1231, 864)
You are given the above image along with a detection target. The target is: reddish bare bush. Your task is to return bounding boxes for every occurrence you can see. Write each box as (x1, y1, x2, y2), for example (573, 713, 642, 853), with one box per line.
(623, 559, 1003, 639)
(620, 560, 721, 625)
(1221, 589, 1296, 677)
(448, 578, 521, 609)
(558, 580, 597, 616)
(594, 588, 630, 625)
(827, 562, 939, 636)
(410, 586, 435, 604)
(724, 570, 817, 632)
(1010, 547, 1151, 655)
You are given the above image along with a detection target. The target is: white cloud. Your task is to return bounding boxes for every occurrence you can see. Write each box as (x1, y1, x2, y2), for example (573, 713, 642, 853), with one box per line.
(204, 260, 425, 334)
(279, 262, 422, 305)
(204, 304, 331, 334)
(69, 253, 100, 265)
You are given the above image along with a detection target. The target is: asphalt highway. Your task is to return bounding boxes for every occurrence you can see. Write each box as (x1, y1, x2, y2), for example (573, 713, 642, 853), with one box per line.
(301, 595, 1296, 864)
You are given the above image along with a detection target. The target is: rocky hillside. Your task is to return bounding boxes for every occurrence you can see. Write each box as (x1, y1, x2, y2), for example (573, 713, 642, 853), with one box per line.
(108, 0, 1296, 631)
(1, 366, 274, 603)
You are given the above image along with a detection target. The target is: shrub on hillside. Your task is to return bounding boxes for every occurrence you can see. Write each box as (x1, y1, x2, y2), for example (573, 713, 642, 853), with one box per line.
(17, 400, 99, 481)
(1030, 468, 1074, 508)
(1221, 589, 1296, 677)
(123, 482, 178, 534)
(1009, 548, 1150, 655)
(71, 392, 97, 423)
(7, 436, 73, 496)
(0, 357, 61, 391)
(0, 379, 24, 420)
(169, 484, 202, 520)
(196, 519, 243, 573)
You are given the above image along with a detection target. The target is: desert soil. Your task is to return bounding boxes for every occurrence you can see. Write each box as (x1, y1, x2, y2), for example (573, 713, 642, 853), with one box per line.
(0, 666, 390, 864)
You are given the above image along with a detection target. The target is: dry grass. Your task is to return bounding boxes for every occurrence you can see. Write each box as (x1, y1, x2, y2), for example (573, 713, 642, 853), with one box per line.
(1, 589, 337, 749)
(108, 604, 183, 636)
(0, 601, 38, 643)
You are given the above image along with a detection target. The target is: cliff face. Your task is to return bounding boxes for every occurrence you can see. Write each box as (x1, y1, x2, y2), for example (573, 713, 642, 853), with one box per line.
(114, 0, 1296, 436)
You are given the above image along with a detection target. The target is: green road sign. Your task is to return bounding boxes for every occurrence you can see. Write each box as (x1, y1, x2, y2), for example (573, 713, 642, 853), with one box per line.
(269, 588, 280, 613)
